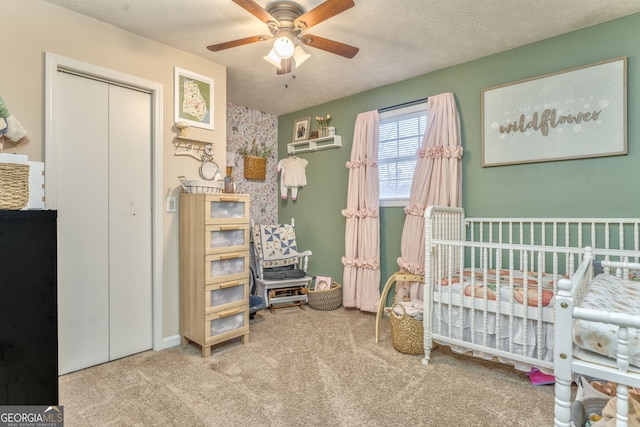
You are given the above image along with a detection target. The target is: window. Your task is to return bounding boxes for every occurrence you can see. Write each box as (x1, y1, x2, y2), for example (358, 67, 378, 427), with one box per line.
(378, 102, 428, 207)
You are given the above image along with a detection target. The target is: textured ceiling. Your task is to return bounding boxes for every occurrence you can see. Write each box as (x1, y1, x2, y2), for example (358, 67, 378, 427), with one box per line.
(44, 0, 640, 116)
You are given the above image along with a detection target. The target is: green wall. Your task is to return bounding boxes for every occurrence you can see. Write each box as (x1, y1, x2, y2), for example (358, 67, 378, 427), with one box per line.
(278, 13, 640, 288)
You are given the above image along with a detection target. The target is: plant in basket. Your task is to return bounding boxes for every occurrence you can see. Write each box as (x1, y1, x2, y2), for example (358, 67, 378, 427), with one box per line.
(236, 139, 275, 180)
(236, 138, 275, 158)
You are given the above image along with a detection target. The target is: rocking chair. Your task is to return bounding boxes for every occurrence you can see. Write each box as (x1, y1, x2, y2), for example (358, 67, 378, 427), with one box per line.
(251, 219, 313, 312)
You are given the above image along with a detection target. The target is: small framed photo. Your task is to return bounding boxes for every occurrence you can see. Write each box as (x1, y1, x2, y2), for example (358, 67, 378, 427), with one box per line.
(293, 116, 311, 142)
(315, 276, 333, 291)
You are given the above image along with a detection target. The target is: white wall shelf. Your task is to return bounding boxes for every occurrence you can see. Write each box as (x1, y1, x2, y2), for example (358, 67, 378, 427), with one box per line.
(287, 135, 341, 154)
(174, 136, 214, 160)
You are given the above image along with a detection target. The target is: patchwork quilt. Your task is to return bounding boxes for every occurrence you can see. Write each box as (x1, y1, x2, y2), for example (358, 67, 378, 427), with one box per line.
(253, 223, 300, 268)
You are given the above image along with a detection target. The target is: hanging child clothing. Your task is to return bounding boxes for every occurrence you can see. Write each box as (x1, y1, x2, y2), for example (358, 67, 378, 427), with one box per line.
(277, 156, 308, 201)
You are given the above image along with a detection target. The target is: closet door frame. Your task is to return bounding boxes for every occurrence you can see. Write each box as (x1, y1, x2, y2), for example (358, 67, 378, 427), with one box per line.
(44, 53, 163, 353)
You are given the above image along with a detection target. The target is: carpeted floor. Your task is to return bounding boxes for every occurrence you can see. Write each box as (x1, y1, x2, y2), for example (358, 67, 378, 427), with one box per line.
(59, 306, 555, 426)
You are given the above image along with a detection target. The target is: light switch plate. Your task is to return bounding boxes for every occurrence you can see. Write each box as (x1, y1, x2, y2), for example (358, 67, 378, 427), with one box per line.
(166, 197, 176, 213)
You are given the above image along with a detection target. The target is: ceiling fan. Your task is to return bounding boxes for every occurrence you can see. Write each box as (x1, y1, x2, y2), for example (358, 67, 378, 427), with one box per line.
(207, 0, 359, 75)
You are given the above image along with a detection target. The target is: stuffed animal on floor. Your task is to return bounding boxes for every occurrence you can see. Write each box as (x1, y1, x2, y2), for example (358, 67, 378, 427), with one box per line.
(0, 96, 30, 149)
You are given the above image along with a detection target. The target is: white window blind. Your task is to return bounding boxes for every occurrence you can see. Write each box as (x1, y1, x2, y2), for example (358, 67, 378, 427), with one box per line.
(378, 103, 428, 206)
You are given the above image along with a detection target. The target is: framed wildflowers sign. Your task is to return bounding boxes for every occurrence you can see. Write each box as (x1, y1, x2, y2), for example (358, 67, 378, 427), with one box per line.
(482, 57, 627, 166)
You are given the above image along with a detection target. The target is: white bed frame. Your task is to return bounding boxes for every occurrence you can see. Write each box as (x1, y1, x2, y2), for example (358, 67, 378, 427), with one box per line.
(423, 206, 640, 368)
(555, 249, 640, 427)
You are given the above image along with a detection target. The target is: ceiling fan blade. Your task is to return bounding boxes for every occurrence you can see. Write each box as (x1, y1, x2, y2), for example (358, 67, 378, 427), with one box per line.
(300, 34, 359, 58)
(276, 58, 293, 75)
(294, 0, 355, 30)
(207, 35, 270, 52)
(232, 0, 277, 24)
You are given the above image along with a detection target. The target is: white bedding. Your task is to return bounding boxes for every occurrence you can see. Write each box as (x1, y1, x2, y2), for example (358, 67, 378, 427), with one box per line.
(432, 269, 558, 370)
(432, 304, 555, 369)
(574, 273, 640, 368)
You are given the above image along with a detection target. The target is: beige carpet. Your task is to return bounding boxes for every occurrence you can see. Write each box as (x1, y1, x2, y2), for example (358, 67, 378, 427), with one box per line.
(59, 307, 555, 426)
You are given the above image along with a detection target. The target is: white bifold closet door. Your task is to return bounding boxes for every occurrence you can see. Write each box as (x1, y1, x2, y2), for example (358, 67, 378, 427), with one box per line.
(55, 71, 152, 375)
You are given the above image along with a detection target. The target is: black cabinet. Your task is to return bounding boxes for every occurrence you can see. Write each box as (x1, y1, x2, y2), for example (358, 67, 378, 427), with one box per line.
(0, 210, 58, 405)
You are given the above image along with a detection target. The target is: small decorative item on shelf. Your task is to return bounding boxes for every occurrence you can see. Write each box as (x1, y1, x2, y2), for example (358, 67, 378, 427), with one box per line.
(315, 114, 331, 138)
(225, 151, 235, 179)
(237, 139, 275, 180)
(224, 176, 234, 193)
(175, 121, 190, 137)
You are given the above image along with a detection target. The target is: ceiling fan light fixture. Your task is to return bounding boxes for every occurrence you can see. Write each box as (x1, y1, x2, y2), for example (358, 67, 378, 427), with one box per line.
(210, 0, 359, 75)
(273, 35, 295, 59)
(293, 45, 311, 67)
(263, 48, 282, 68)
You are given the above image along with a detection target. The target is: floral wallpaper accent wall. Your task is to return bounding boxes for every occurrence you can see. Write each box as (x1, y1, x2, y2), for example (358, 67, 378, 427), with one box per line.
(226, 103, 278, 225)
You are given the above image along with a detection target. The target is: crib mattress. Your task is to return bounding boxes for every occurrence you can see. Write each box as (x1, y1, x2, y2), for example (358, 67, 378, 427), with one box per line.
(574, 273, 640, 367)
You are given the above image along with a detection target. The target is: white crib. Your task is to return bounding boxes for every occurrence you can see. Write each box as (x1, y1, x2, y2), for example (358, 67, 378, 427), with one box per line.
(555, 249, 640, 427)
(423, 206, 640, 371)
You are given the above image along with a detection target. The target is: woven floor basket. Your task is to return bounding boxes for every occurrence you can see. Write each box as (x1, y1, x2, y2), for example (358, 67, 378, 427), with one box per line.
(389, 303, 424, 355)
(307, 283, 343, 311)
(0, 163, 30, 210)
(243, 156, 266, 180)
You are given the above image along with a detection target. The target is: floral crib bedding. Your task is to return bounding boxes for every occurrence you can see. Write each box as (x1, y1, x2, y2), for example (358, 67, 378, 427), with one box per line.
(574, 272, 640, 368)
(436, 268, 561, 307)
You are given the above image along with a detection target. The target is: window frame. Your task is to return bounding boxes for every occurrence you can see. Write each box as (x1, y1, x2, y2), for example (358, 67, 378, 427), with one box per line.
(378, 102, 428, 208)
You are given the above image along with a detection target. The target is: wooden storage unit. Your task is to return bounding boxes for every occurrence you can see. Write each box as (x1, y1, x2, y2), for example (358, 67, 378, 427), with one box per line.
(0, 210, 58, 405)
(179, 193, 251, 357)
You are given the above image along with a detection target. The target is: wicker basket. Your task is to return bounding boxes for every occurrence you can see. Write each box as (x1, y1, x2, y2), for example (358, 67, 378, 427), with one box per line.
(0, 163, 30, 210)
(389, 303, 424, 355)
(243, 156, 266, 180)
(307, 283, 343, 310)
(179, 176, 223, 194)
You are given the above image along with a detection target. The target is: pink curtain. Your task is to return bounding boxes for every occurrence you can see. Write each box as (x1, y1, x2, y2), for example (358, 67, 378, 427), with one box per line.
(395, 92, 463, 301)
(342, 110, 380, 312)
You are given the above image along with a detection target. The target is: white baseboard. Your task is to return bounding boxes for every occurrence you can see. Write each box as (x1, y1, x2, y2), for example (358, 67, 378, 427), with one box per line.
(162, 334, 182, 349)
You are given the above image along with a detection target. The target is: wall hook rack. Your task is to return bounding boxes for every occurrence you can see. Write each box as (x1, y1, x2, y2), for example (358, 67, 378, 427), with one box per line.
(173, 136, 214, 160)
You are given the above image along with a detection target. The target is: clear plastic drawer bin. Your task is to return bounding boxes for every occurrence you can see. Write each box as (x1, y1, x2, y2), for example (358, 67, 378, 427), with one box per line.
(206, 280, 248, 313)
(208, 310, 246, 338)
